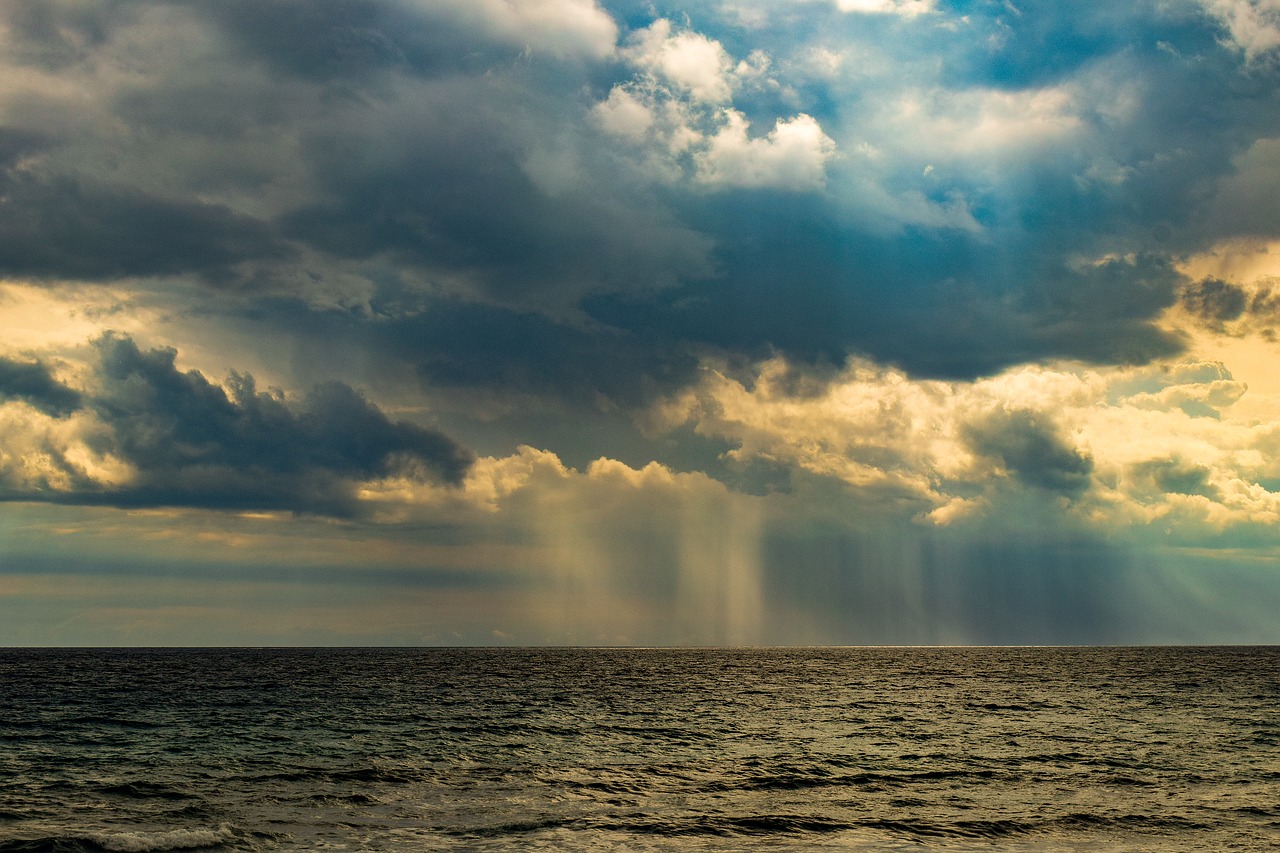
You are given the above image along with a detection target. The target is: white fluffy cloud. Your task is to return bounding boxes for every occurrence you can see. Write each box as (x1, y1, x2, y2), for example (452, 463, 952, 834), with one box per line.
(881, 85, 1084, 163)
(622, 19, 735, 102)
(833, 0, 935, 16)
(725, 0, 935, 23)
(1201, 0, 1280, 62)
(695, 111, 837, 189)
(424, 0, 619, 59)
(595, 19, 838, 190)
(590, 85, 654, 139)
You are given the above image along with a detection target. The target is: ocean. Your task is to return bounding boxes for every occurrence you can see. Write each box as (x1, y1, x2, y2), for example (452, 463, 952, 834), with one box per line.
(1, 647, 1277, 852)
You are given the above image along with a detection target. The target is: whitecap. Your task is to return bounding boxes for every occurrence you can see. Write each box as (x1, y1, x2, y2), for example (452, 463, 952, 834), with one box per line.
(88, 825, 234, 852)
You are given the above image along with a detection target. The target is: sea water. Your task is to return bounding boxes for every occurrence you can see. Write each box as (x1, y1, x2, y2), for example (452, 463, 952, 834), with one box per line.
(1, 647, 1277, 851)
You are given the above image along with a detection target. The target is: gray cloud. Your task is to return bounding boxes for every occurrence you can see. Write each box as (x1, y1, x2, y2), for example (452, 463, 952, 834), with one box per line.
(57, 333, 473, 515)
(0, 106, 288, 283)
(587, 237, 1187, 382)
(965, 409, 1094, 497)
(1130, 457, 1218, 499)
(197, 0, 558, 83)
(2, 0, 121, 70)
(205, 0, 413, 82)
(1178, 276, 1280, 338)
(0, 172, 289, 283)
(1180, 277, 1249, 328)
(0, 357, 82, 417)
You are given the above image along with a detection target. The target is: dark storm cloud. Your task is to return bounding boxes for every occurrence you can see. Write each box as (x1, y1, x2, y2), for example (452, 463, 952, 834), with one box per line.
(0, 120, 288, 283)
(1130, 457, 1218, 499)
(393, 301, 701, 408)
(280, 146, 711, 309)
(255, 295, 703, 410)
(587, 227, 1185, 380)
(1180, 278, 1248, 328)
(1248, 286, 1280, 333)
(1015, 255, 1187, 366)
(60, 334, 473, 515)
(199, 0, 541, 82)
(0, 172, 289, 283)
(0, 357, 82, 417)
(204, 0, 411, 81)
(964, 409, 1094, 497)
(1178, 276, 1280, 337)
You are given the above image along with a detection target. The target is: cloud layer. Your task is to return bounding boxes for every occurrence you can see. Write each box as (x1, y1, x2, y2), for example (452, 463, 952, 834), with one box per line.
(7, 0, 1278, 387)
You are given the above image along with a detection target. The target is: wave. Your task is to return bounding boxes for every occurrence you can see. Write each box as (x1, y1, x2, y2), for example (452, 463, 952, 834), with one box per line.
(618, 815, 857, 836)
(60, 717, 162, 730)
(442, 806, 1226, 844)
(241, 765, 425, 785)
(863, 818, 1033, 840)
(701, 766, 1001, 793)
(98, 782, 195, 802)
(0, 826, 234, 853)
(864, 811, 1212, 841)
(461, 814, 859, 838)
(1051, 812, 1211, 832)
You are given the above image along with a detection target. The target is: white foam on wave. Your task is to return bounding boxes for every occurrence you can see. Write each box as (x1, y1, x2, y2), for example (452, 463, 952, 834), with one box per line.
(88, 824, 234, 852)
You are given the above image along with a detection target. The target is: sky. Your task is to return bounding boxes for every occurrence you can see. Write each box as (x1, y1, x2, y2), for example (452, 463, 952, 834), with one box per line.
(3, 0, 1280, 646)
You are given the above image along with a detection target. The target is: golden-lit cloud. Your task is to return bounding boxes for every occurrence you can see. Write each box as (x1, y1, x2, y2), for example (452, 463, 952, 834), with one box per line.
(655, 345, 1280, 543)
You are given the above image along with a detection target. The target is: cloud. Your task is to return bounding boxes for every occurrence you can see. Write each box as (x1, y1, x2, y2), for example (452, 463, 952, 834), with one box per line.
(90, 333, 472, 511)
(727, 0, 935, 22)
(834, 0, 934, 14)
(1200, 0, 1280, 62)
(1129, 456, 1219, 498)
(884, 84, 1083, 160)
(204, 0, 617, 82)
(695, 111, 837, 190)
(1180, 277, 1250, 329)
(358, 298, 705, 409)
(598, 20, 839, 192)
(0, 2, 1277, 447)
(653, 350, 1280, 543)
(0, 356, 82, 417)
(623, 19, 735, 103)
(1202, 138, 1280, 240)
(590, 85, 654, 139)
(1, 334, 473, 516)
(425, 0, 618, 60)
(1, 0, 120, 70)
(964, 409, 1094, 497)
(1173, 269, 1280, 339)
(0, 171, 288, 283)
(0, 414, 112, 501)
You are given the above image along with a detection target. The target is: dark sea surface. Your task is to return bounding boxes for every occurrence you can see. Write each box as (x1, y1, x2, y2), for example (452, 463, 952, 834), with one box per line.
(1, 647, 1278, 852)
